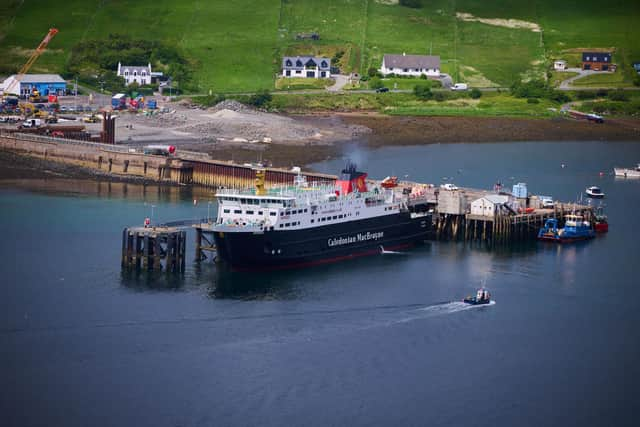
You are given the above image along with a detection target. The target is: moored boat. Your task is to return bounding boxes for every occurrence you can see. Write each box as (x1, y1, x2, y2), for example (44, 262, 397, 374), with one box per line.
(594, 206, 608, 233)
(585, 186, 605, 198)
(211, 163, 433, 271)
(614, 164, 640, 178)
(463, 288, 491, 305)
(537, 215, 595, 242)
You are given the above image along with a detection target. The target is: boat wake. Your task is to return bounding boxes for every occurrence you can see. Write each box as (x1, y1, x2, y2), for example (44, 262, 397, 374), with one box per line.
(391, 300, 496, 325)
(379, 245, 405, 255)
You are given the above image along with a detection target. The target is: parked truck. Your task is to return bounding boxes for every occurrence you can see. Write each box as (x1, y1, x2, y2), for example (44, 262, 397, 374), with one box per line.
(111, 93, 127, 110)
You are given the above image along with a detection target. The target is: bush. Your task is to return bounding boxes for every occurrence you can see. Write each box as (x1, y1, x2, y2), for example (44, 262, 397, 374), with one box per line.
(469, 88, 482, 99)
(433, 92, 446, 102)
(369, 77, 384, 90)
(576, 91, 597, 100)
(609, 90, 629, 102)
(247, 90, 272, 108)
(360, 75, 369, 82)
(420, 74, 428, 79)
(413, 85, 433, 100)
(549, 91, 571, 103)
(367, 67, 378, 77)
(510, 79, 548, 99)
(634, 75, 640, 87)
(400, 0, 422, 8)
(527, 98, 540, 104)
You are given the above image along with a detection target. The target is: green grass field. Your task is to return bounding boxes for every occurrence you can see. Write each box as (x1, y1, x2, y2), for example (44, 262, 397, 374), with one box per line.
(1, 0, 638, 93)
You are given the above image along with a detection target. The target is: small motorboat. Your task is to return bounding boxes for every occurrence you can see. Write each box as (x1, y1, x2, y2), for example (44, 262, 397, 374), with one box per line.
(463, 288, 491, 305)
(585, 186, 605, 198)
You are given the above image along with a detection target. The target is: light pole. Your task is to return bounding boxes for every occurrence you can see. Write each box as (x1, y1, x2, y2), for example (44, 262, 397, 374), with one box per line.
(207, 201, 212, 223)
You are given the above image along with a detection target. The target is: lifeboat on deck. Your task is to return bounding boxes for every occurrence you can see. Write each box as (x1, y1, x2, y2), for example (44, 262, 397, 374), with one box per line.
(381, 176, 399, 188)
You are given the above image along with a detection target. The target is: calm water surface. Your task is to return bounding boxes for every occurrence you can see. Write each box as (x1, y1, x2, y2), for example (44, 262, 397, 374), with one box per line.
(1, 141, 639, 426)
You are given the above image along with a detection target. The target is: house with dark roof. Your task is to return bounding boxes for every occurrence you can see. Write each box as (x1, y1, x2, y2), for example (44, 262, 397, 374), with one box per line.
(282, 56, 331, 79)
(379, 54, 440, 78)
(582, 52, 614, 71)
(117, 62, 153, 86)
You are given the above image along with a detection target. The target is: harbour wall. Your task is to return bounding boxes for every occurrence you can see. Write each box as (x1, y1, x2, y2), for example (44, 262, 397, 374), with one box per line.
(0, 132, 336, 188)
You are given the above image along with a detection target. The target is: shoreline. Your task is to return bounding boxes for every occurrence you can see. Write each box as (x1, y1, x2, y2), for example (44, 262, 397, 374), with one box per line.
(1, 114, 639, 184)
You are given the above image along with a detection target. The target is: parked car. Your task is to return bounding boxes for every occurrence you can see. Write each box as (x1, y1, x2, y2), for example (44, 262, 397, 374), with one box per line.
(451, 83, 468, 91)
(539, 196, 555, 208)
(440, 183, 459, 191)
(375, 87, 389, 93)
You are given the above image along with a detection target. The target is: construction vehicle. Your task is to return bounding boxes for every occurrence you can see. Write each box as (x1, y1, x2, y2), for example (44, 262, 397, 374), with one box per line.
(28, 88, 47, 103)
(1, 28, 59, 101)
(82, 114, 100, 123)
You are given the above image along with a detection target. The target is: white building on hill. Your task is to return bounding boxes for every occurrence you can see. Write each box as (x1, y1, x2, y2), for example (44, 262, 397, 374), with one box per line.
(117, 62, 152, 86)
(379, 53, 440, 78)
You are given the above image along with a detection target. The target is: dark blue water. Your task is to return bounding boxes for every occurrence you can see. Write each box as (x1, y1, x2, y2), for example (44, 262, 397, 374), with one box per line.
(1, 141, 639, 427)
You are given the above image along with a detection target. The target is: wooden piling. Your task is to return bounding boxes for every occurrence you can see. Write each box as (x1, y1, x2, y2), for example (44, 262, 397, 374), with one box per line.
(121, 227, 187, 273)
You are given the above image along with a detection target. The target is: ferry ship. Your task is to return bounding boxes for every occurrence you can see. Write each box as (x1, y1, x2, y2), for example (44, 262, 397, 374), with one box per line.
(211, 163, 433, 270)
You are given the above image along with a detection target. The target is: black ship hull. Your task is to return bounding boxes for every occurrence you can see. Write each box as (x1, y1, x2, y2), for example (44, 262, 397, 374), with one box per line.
(213, 212, 431, 271)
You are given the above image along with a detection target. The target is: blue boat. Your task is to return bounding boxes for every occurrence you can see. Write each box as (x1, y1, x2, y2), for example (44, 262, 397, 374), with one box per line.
(537, 214, 595, 243)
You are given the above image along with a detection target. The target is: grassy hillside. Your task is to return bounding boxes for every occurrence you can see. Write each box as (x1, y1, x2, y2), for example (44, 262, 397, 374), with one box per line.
(1, 0, 638, 92)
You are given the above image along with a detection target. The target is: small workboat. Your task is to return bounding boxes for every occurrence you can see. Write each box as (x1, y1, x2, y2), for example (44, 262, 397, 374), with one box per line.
(537, 215, 595, 242)
(613, 164, 640, 178)
(585, 186, 605, 198)
(463, 288, 491, 305)
(594, 206, 608, 233)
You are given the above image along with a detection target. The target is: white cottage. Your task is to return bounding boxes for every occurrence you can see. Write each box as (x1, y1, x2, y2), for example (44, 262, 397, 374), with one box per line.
(282, 56, 331, 78)
(554, 60, 567, 71)
(379, 53, 440, 78)
(117, 62, 152, 86)
(470, 195, 510, 217)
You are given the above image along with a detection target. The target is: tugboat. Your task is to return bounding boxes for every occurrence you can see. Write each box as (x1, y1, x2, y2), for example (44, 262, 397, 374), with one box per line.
(464, 288, 491, 305)
(537, 214, 595, 242)
(585, 186, 605, 199)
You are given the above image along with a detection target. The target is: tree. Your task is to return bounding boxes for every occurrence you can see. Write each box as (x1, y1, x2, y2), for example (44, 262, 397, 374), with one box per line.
(413, 85, 433, 100)
(248, 90, 272, 107)
(369, 77, 384, 90)
(469, 88, 482, 99)
(400, 0, 422, 8)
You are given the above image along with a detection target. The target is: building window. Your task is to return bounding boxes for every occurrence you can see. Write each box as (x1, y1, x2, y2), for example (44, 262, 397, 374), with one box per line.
(270, 212, 276, 216)
(296, 70, 301, 74)
(234, 210, 241, 214)
(321, 61, 327, 68)
(296, 60, 303, 67)
(286, 60, 292, 67)
(286, 70, 291, 76)
(223, 209, 230, 213)
(320, 71, 326, 77)
(403, 68, 408, 72)
(246, 210, 254, 215)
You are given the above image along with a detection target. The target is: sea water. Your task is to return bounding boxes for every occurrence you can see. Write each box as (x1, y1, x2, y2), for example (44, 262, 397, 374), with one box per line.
(1, 141, 639, 426)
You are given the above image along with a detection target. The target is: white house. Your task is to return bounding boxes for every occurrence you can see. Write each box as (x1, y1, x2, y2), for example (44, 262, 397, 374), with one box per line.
(117, 62, 152, 86)
(470, 194, 510, 217)
(282, 56, 331, 78)
(554, 60, 567, 71)
(379, 53, 440, 78)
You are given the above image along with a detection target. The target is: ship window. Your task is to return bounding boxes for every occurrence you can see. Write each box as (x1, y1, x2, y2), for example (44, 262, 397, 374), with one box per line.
(240, 199, 246, 204)
(280, 212, 284, 216)
(246, 210, 254, 215)
(279, 224, 283, 228)
(270, 212, 276, 216)
(304, 209, 308, 213)
(223, 209, 230, 213)
(333, 216, 337, 220)
(234, 210, 241, 214)
(258, 211, 263, 215)
(311, 219, 315, 223)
